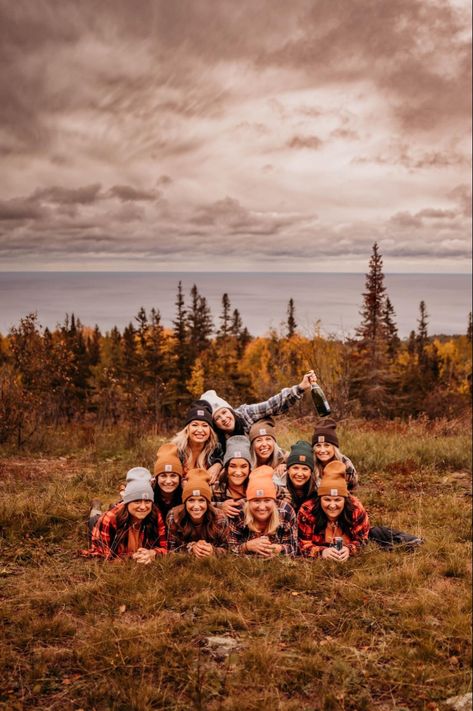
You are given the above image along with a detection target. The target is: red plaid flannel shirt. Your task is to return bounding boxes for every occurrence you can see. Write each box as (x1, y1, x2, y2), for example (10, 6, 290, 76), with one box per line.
(297, 495, 369, 558)
(166, 507, 230, 554)
(83, 503, 167, 560)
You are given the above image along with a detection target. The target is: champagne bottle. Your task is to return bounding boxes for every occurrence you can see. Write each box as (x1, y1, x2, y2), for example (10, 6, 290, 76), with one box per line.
(310, 382, 331, 417)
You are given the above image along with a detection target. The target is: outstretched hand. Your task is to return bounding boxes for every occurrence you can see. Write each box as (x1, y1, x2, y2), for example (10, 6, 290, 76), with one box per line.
(298, 370, 317, 391)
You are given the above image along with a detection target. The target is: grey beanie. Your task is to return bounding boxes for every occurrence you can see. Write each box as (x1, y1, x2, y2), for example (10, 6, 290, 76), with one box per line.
(223, 435, 252, 467)
(122, 480, 154, 505)
(200, 389, 232, 415)
(126, 467, 152, 483)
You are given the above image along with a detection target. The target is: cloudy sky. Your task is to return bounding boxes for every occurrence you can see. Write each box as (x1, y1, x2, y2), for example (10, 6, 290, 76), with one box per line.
(0, 0, 471, 272)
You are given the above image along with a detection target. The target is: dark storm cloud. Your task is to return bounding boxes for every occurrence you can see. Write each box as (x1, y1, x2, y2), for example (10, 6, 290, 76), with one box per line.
(0, 198, 44, 221)
(287, 136, 323, 150)
(32, 184, 102, 205)
(107, 185, 158, 202)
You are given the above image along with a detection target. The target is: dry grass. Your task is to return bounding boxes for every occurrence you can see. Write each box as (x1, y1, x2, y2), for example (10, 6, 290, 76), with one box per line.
(0, 419, 471, 710)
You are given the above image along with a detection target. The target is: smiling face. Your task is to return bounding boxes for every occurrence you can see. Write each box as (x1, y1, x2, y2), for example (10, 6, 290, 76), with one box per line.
(227, 458, 250, 489)
(188, 420, 211, 445)
(127, 499, 153, 521)
(157, 471, 180, 495)
(213, 407, 235, 433)
(314, 442, 336, 463)
(288, 463, 312, 489)
(185, 495, 208, 523)
(248, 497, 275, 524)
(253, 435, 275, 462)
(320, 495, 345, 521)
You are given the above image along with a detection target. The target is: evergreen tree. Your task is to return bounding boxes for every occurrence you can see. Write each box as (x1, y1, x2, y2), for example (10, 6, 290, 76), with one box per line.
(218, 293, 231, 339)
(287, 298, 297, 338)
(382, 297, 400, 360)
(172, 281, 190, 404)
(187, 285, 213, 362)
(416, 300, 429, 370)
(467, 312, 472, 342)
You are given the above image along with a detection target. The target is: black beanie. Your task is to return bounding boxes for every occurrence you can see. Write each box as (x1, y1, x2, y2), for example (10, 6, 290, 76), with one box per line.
(287, 440, 314, 471)
(185, 400, 214, 427)
(311, 418, 339, 448)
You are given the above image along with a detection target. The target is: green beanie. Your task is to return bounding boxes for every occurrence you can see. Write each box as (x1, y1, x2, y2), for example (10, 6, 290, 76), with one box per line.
(286, 440, 314, 472)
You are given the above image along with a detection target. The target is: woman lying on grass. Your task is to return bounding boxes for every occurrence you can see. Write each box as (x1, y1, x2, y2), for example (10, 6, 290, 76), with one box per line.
(171, 400, 223, 481)
(312, 419, 358, 490)
(167, 469, 229, 557)
(228, 466, 297, 557)
(298, 461, 369, 561)
(153, 443, 183, 529)
(312, 419, 423, 550)
(212, 436, 290, 518)
(83, 479, 167, 563)
(285, 440, 317, 513)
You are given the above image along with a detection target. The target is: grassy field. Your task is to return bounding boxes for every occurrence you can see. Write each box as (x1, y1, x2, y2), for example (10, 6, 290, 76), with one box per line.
(0, 418, 471, 711)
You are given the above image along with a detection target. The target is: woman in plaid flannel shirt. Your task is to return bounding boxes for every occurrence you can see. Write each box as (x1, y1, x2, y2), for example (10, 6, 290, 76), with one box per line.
(83, 479, 167, 563)
(298, 461, 369, 561)
(167, 469, 229, 557)
(227, 466, 297, 557)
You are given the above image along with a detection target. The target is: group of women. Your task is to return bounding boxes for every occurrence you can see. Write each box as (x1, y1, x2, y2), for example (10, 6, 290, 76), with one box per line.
(84, 370, 420, 563)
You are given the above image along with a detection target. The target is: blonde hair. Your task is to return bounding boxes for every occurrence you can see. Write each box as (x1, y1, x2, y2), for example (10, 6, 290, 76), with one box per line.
(313, 444, 343, 482)
(243, 499, 280, 537)
(172, 425, 218, 472)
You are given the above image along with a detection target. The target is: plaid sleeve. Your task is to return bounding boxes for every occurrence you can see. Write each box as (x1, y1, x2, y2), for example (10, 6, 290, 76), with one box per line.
(297, 502, 324, 558)
(341, 455, 359, 491)
(277, 502, 298, 556)
(276, 484, 292, 504)
(212, 511, 230, 555)
(345, 497, 370, 555)
(227, 509, 247, 554)
(85, 509, 118, 559)
(236, 385, 304, 429)
(166, 510, 186, 553)
(151, 509, 168, 556)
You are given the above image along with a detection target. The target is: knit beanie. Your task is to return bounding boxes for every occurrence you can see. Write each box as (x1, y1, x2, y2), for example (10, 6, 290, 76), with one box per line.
(223, 435, 252, 467)
(311, 418, 339, 448)
(287, 440, 314, 471)
(317, 461, 348, 497)
(126, 467, 152, 483)
(123, 479, 154, 505)
(185, 399, 214, 427)
(154, 443, 183, 477)
(249, 418, 276, 444)
(200, 389, 232, 415)
(182, 468, 212, 503)
(246, 465, 277, 501)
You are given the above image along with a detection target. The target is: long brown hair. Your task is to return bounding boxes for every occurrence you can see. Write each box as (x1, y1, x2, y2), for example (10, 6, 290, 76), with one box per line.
(112, 502, 162, 553)
(171, 502, 223, 544)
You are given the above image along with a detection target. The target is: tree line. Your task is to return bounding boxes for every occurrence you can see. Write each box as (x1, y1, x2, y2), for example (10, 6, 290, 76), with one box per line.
(0, 243, 471, 446)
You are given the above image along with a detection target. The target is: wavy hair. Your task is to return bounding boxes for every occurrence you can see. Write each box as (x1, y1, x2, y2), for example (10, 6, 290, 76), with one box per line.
(286, 469, 317, 512)
(243, 499, 280, 537)
(113, 502, 162, 553)
(172, 424, 218, 471)
(171, 502, 223, 544)
(312, 444, 343, 482)
(310, 494, 357, 538)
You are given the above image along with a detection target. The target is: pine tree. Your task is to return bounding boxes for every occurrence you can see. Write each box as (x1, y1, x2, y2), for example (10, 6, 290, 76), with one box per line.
(187, 285, 213, 362)
(218, 293, 231, 339)
(172, 281, 190, 405)
(416, 300, 429, 370)
(467, 312, 472, 342)
(382, 297, 400, 360)
(287, 298, 297, 338)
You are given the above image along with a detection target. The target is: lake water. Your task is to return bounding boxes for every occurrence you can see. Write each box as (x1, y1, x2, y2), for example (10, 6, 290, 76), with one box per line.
(0, 272, 471, 338)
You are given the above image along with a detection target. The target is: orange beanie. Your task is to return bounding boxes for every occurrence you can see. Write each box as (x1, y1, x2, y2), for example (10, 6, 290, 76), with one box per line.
(246, 465, 277, 501)
(182, 468, 212, 503)
(317, 461, 348, 497)
(154, 443, 183, 477)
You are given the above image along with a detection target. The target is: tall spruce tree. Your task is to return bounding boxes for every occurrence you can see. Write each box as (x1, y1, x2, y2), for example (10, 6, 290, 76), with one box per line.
(187, 285, 213, 362)
(350, 242, 394, 417)
(172, 281, 190, 405)
(218, 293, 231, 339)
(382, 297, 400, 360)
(286, 298, 297, 338)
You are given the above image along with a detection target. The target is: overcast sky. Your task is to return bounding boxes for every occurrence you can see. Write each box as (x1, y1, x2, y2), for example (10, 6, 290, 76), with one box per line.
(0, 0, 471, 272)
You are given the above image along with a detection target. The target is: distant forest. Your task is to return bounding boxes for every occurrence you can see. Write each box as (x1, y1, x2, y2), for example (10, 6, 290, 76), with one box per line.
(1, 244, 471, 446)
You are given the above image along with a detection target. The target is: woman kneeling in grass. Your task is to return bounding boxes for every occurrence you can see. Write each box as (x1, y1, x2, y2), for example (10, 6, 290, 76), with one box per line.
(84, 479, 167, 563)
(228, 466, 297, 557)
(298, 461, 369, 561)
(213, 436, 290, 519)
(167, 469, 229, 557)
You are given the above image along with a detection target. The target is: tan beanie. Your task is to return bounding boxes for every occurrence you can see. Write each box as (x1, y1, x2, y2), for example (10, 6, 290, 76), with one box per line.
(182, 468, 212, 503)
(154, 443, 183, 477)
(317, 461, 348, 497)
(249, 418, 276, 444)
(246, 465, 277, 501)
